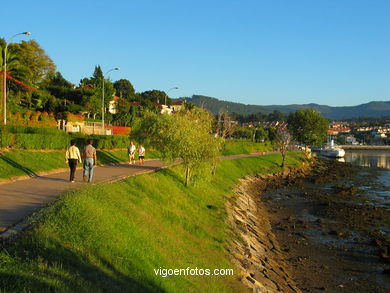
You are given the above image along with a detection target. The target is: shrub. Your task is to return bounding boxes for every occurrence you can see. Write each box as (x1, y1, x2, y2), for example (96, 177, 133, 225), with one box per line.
(0, 131, 13, 148)
(13, 133, 70, 149)
(69, 134, 129, 150)
(5, 125, 65, 135)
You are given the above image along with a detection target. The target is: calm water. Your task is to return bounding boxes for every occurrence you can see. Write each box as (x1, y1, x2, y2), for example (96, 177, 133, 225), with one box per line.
(342, 150, 390, 210)
(344, 150, 390, 169)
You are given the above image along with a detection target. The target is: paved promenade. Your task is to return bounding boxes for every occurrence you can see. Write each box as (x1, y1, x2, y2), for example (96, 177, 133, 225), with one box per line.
(0, 152, 277, 234)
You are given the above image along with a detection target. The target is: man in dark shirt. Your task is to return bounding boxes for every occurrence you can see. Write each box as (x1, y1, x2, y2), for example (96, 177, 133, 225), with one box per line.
(83, 139, 97, 182)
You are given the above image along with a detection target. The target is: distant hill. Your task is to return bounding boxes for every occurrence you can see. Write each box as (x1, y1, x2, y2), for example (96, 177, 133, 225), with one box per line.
(185, 95, 390, 120)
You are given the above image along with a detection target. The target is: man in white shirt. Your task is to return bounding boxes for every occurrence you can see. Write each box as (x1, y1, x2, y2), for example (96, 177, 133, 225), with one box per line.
(65, 140, 82, 182)
(138, 144, 145, 165)
(127, 141, 136, 164)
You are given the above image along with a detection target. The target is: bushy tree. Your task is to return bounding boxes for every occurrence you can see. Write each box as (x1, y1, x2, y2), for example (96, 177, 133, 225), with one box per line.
(13, 40, 56, 84)
(141, 90, 169, 104)
(114, 79, 135, 101)
(132, 108, 222, 186)
(287, 109, 328, 147)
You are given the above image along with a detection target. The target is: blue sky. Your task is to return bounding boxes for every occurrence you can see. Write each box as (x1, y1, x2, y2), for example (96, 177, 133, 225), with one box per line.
(1, 0, 389, 106)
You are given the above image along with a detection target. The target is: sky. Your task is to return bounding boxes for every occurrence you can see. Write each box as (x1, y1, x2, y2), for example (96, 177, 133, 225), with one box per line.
(1, 0, 389, 106)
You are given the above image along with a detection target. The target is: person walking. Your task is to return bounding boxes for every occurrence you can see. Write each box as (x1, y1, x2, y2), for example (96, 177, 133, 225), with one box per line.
(138, 144, 145, 165)
(65, 140, 82, 183)
(127, 141, 136, 165)
(83, 139, 97, 182)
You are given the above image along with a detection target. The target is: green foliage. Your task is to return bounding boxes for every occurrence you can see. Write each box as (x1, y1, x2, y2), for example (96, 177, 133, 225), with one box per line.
(114, 79, 136, 101)
(13, 133, 69, 149)
(69, 134, 129, 150)
(4, 125, 65, 135)
(232, 126, 253, 139)
(287, 109, 329, 146)
(132, 109, 222, 185)
(0, 131, 13, 148)
(12, 40, 56, 84)
(141, 89, 169, 104)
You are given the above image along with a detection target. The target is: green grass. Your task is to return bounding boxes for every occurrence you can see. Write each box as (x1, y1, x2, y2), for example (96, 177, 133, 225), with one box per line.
(0, 153, 304, 293)
(222, 140, 275, 156)
(0, 149, 160, 179)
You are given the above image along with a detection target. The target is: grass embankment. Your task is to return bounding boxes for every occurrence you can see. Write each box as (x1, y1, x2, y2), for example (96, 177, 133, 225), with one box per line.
(222, 141, 274, 156)
(0, 149, 160, 179)
(0, 140, 273, 180)
(0, 153, 304, 292)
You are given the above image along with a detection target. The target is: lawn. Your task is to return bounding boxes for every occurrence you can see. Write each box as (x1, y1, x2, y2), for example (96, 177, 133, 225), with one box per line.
(221, 140, 275, 156)
(0, 153, 304, 293)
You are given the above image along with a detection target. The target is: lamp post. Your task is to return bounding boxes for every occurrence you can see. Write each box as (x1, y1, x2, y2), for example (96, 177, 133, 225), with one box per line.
(102, 67, 119, 134)
(2, 32, 31, 126)
(165, 86, 178, 106)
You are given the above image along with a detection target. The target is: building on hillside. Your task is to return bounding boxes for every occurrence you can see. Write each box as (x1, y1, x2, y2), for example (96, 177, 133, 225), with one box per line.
(160, 104, 173, 114)
(171, 100, 186, 112)
(109, 96, 120, 114)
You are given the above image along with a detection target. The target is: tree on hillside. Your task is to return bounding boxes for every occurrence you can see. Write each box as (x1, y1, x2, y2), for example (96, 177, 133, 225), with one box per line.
(141, 90, 169, 104)
(132, 108, 222, 186)
(13, 40, 56, 84)
(287, 109, 328, 148)
(80, 66, 115, 117)
(114, 79, 135, 101)
(267, 110, 286, 122)
(0, 38, 31, 95)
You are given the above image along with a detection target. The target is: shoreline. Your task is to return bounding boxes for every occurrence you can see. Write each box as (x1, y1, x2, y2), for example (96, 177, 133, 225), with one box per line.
(340, 145, 390, 150)
(229, 159, 390, 292)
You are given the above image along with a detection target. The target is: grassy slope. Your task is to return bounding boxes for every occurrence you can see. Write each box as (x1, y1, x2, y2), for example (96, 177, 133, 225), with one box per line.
(221, 141, 274, 156)
(0, 153, 304, 293)
(0, 149, 160, 179)
(0, 141, 272, 179)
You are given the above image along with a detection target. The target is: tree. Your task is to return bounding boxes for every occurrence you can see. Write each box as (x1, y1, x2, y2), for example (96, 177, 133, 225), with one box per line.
(80, 66, 116, 118)
(275, 128, 292, 170)
(13, 40, 56, 84)
(114, 79, 135, 101)
(141, 90, 169, 104)
(217, 109, 233, 138)
(132, 108, 222, 186)
(267, 110, 286, 122)
(253, 126, 269, 142)
(287, 109, 328, 148)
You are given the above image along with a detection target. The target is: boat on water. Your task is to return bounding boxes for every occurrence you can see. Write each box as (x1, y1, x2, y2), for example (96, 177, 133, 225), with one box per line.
(320, 140, 345, 158)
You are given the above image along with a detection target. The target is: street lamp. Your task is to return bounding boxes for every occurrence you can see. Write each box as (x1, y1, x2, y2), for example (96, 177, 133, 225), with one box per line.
(165, 86, 178, 106)
(102, 67, 119, 134)
(2, 32, 31, 125)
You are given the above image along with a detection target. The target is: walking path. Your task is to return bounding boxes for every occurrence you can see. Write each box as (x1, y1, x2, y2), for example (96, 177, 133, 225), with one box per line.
(0, 152, 277, 236)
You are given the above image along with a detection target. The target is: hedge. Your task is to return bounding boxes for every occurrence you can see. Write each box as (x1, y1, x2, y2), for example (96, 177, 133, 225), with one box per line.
(70, 134, 129, 150)
(0, 132, 13, 148)
(0, 126, 130, 150)
(3, 125, 65, 135)
(12, 133, 70, 149)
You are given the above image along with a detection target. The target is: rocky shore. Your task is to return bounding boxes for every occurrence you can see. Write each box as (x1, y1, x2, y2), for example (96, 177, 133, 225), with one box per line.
(228, 159, 390, 293)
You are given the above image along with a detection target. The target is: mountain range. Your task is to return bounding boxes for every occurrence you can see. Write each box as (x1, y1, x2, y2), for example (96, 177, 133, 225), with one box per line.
(185, 95, 390, 120)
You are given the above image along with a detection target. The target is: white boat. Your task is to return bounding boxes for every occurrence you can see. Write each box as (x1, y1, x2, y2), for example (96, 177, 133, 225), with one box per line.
(320, 140, 345, 158)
